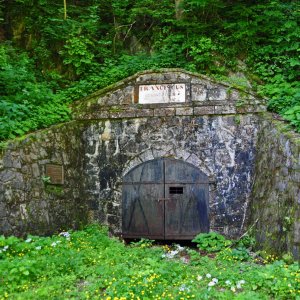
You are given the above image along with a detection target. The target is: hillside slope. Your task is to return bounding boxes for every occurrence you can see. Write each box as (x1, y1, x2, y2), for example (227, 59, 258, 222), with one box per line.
(0, 0, 299, 141)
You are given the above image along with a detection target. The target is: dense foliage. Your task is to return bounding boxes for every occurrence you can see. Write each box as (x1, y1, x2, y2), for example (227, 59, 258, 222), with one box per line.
(0, 0, 299, 140)
(0, 225, 299, 299)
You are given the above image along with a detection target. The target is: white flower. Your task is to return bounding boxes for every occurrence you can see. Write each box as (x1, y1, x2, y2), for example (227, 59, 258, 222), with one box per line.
(212, 278, 218, 283)
(162, 250, 179, 259)
(236, 279, 245, 289)
(56, 240, 61, 244)
(3, 246, 9, 250)
(208, 281, 216, 287)
(197, 275, 203, 281)
(35, 246, 42, 250)
(161, 250, 178, 258)
(176, 245, 185, 252)
(225, 280, 231, 285)
(180, 257, 189, 264)
(51, 242, 57, 247)
(179, 284, 190, 292)
(206, 273, 212, 278)
(25, 238, 32, 243)
(59, 232, 70, 238)
(231, 286, 236, 292)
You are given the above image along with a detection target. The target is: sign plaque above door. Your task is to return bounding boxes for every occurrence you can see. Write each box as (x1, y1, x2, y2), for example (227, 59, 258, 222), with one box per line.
(135, 83, 186, 104)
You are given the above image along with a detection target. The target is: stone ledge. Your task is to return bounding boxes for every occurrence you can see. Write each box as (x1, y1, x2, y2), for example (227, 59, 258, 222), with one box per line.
(154, 108, 176, 117)
(135, 109, 154, 117)
(109, 109, 136, 119)
(194, 106, 215, 115)
(74, 104, 266, 120)
(215, 105, 236, 114)
(175, 107, 193, 116)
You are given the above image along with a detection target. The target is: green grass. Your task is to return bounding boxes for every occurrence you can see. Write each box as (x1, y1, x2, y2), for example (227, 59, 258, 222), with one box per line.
(0, 225, 299, 299)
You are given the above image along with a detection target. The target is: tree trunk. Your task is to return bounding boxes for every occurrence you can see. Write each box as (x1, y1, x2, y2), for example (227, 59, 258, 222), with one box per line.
(175, 0, 184, 20)
(63, 0, 67, 20)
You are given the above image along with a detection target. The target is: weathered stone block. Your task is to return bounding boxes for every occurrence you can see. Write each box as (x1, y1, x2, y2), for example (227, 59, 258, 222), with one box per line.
(207, 87, 227, 100)
(2, 154, 13, 168)
(135, 109, 154, 117)
(291, 171, 300, 183)
(194, 106, 215, 115)
(120, 86, 134, 105)
(175, 107, 193, 116)
(214, 105, 236, 114)
(191, 84, 207, 101)
(93, 110, 110, 119)
(0, 170, 15, 182)
(153, 108, 175, 117)
(109, 109, 135, 119)
(177, 73, 191, 81)
(294, 222, 300, 243)
(0, 202, 6, 218)
(227, 90, 240, 101)
(79, 110, 109, 120)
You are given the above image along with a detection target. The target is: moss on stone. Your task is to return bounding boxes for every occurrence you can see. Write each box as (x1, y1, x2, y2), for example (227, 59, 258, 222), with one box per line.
(45, 185, 64, 196)
(108, 107, 122, 113)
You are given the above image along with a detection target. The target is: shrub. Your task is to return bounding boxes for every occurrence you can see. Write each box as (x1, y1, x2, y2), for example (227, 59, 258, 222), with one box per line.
(192, 232, 232, 253)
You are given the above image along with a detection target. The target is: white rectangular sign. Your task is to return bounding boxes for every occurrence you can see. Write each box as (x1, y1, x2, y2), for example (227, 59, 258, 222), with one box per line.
(138, 84, 186, 104)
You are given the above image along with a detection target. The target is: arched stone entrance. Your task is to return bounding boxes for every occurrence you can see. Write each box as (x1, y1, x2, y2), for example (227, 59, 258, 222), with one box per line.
(122, 158, 209, 240)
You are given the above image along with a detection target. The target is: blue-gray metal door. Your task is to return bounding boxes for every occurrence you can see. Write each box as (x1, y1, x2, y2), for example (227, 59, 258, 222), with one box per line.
(122, 158, 209, 239)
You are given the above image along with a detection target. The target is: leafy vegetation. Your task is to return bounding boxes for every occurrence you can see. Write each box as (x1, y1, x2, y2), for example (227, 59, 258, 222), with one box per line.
(192, 232, 232, 253)
(0, 225, 299, 299)
(0, 44, 70, 140)
(0, 0, 299, 141)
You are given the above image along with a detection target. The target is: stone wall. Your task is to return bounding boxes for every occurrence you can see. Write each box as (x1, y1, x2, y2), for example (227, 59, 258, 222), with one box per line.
(81, 114, 260, 237)
(0, 69, 266, 238)
(0, 122, 89, 236)
(250, 115, 300, 259)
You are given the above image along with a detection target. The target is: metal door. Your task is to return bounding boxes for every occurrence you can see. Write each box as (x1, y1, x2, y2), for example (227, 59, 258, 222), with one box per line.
(164, 159, 209, 239)
(122, 158, 209, 239)
(122, 158, 165, 239)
